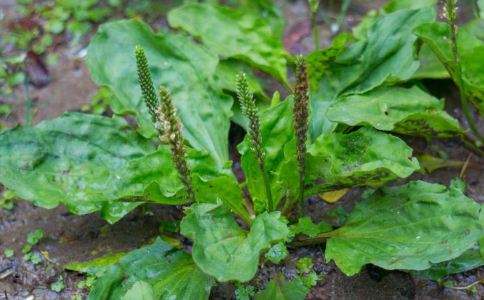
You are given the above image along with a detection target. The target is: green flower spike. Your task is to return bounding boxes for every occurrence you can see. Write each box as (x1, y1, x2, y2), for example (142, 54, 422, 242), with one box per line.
(134, 45, 158, 122)
(236, 73, 273, 211)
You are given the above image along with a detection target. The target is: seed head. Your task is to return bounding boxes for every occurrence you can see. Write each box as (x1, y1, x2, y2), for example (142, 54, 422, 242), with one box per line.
(293, 55, 309, 202)
(444, 0, 457, 25)
(157, 86, 195, 202)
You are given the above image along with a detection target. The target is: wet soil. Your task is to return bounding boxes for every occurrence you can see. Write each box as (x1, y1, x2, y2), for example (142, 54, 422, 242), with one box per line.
(0, 0, 483, 299)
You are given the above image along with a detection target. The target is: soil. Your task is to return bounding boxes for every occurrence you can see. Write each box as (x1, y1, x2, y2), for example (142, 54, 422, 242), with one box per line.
(0, 1, 482, 299)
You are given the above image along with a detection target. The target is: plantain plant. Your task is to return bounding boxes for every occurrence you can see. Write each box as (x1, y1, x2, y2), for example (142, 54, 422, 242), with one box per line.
(0, 1, 482, 299)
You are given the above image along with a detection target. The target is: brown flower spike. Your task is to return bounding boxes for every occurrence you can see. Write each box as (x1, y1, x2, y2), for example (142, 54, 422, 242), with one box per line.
(293, 55, 309, 203)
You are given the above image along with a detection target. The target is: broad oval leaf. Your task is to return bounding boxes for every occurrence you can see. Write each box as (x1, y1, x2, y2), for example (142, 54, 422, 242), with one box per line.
(87, 19, 232, 166)
(0, 113, 248, 223)
(0, 113, 153, 221)
(181, 203, 289, 282)
(306, 127, 420, 194)
(167, 2, 288, 83)
(327, 86, 462, 138)
(87, 238, 214, 300)
(308, 8, 435, 138)
(325, 181, 483, 276)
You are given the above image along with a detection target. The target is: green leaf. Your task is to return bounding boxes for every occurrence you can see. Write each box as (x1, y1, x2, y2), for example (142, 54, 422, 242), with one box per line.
(290, 217, 332, 238)
(87, 19, 232, 166)
(480, 237, 484, 258)
(65, 252, 126, 275)
(300, 271, 320, 288)
(306, 127, 420, 194)
(26, 229, 44, 245)
(479, 0, 484, 18)
(0, 113, 153, 221)
(121, 281, 155, 300)
(213, 59, 266, 98)
(168, 2, 287, 83)
(3, 248, 14, 258)
(29, 252, 43, 265)
(296, 257, 314, 274)
(325, 181, 483, 276)
(88, 238, 214, 300)
(181, 203, 289, 282)
(50, 277, 65, 293)
(383, 0, 437, 13)
(326, 86, 462, 138)
(413, 44, 449, 79)
(191, 162, 251, 224)
(238, 0, 284, 38)
(238, 98, 299, 213)
(265, 242, 289, 264)
(255, 275, 309, 300)
(413, 245, 484, 281)
(0, 112, 249, 223)
(417, 154, 463, 173)
(308, 8, 435, 138)
(415, 19, 484, 113)
(235, 284, 256, 300)
(212, 59, 268, 129)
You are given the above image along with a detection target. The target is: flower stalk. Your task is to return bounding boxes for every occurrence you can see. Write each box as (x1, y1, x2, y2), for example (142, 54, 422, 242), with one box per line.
(308, 0, 320, 50)
(293, 56, 309, 204)
(236, 73, 273, 211)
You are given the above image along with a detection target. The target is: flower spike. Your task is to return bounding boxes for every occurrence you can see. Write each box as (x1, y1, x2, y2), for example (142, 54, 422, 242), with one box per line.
(236, 73, 273, 211)
(236, 74, 264, 166)
(135, 45, 158, 122)
(293, 55, 309, 203)
(157, 86, 195, 203)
